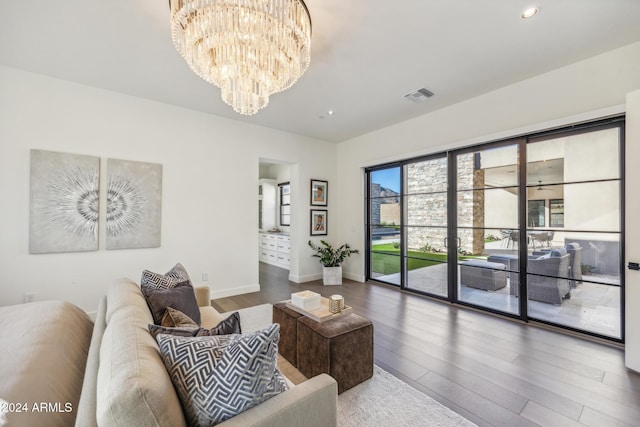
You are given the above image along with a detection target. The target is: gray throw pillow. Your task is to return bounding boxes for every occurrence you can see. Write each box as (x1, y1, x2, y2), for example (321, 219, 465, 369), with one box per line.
(157, 324, 288, 426)
(142, 282, 201, 325)
(148, 312, 242, 339)
(195, 312, 241, 336)
(166, 262, 192, 286)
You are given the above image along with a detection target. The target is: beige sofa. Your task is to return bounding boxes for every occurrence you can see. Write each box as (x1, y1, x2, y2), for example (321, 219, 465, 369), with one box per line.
(0, 279, 337, 426)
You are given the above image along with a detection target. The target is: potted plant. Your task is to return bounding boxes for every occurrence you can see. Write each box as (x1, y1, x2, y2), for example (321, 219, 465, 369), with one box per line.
(308, 240, 359, 285)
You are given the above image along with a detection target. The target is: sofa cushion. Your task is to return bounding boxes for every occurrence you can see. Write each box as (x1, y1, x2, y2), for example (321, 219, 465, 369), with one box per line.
(142, 282, 201, 325)
(550, 248, 568, 257)
(157, 323, 288, 426)
(0, 301, 93, 427)
(161, 307, 199, 328)
(97, 280, 187, 427)
(461, 259, 506, 270)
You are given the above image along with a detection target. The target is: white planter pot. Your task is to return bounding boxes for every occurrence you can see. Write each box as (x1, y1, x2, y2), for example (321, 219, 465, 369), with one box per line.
(323, 266, 342, 286)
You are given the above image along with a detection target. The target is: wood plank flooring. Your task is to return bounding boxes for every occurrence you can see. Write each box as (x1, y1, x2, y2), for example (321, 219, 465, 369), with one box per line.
(212, 263, 640, 426)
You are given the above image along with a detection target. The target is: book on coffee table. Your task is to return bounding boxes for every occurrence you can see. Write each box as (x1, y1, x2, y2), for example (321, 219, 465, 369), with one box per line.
(285, 297, 353, 323)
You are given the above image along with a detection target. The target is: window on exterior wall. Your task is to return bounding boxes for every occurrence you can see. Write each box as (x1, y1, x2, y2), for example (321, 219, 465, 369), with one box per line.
(550, 199, 564, 227)
(279, 182, 291, 226)
(528, 200, 545, 227)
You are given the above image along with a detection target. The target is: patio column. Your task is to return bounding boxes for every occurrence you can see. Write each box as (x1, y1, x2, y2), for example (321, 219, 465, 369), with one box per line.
(472, 168, 485, 255)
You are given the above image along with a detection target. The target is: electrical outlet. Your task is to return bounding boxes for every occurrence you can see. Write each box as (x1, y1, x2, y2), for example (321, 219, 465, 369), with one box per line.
(24, 292, 36, 303)
(202, 273, 209, 281)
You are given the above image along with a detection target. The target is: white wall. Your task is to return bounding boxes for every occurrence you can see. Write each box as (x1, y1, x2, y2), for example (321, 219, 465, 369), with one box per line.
(0, 66, 337, 313)
(336, 41, 640, 282)
(625, 89, 640, 372)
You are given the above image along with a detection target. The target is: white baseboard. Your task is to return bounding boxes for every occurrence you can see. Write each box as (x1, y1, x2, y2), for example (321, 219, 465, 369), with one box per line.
(210, 284, 261, 299)
(344, 271, 365, 283)
(289, 273, 322, 283)
(289, 272, 365, 283)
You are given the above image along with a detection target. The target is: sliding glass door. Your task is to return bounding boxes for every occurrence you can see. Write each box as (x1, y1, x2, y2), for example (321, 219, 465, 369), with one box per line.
(368, 167, 401, 285)
(525, 125, 623, 338)
(365, 117, 624, 342)
(455, 142, 522, 315)
(404, 156, 449, 297)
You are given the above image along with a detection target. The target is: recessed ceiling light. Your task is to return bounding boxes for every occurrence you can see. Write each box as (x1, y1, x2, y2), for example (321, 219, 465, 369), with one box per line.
(521, 7, 539, 19)
(319, 109, 335, 120)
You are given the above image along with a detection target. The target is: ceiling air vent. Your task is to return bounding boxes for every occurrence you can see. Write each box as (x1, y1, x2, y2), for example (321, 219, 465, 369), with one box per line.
(404, 88, 434, 103)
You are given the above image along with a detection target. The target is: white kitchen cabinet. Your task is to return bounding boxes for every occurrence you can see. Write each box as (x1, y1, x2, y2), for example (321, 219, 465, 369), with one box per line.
(259, 233, 290, 269)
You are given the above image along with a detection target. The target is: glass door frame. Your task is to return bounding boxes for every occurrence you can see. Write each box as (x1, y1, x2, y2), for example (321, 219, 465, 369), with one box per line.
(448, 137, 529, 321)
(402, 152, 450, 299)
(364, 116, 625, 343)
(522, 119, 625, 341)
(365, 162, 404, 289)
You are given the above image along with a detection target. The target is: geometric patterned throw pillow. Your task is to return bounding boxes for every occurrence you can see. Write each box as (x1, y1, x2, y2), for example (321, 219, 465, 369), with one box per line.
(157, 323, 288, 426)
(141, 269, 180, 290)
(141, 263, 192, 289)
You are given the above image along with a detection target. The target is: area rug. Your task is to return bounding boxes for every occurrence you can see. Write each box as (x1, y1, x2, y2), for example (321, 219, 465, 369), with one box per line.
(338, 365, 476, 427)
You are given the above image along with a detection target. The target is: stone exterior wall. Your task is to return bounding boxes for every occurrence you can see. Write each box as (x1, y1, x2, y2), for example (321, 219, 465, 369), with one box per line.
(370, 183, 381, 225)
(406, 154, 482, 255)
(406, 158, 448, 252)
(380, 203, 400, 225)
(371, 155, 483, 254)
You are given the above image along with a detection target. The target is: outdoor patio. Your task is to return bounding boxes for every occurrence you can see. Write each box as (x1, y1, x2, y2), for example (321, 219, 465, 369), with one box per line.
(373, 262, 621, 338)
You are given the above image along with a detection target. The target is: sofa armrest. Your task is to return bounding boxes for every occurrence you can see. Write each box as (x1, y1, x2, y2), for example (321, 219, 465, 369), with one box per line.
(218, 374, 338, 427)
(231, 304, 274, 335)
(195, 286, 211, 307)
(201, 301, 273, 332)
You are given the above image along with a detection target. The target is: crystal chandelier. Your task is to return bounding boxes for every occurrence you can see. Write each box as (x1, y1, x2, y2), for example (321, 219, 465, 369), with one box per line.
(169, 0, 312, 116)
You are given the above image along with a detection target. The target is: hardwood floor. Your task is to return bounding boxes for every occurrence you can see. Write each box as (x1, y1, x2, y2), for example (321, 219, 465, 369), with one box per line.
(212, 263, 640, 427)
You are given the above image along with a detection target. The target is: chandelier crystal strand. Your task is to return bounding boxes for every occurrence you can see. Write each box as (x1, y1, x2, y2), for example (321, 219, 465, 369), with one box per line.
(170, 0, 311, 115)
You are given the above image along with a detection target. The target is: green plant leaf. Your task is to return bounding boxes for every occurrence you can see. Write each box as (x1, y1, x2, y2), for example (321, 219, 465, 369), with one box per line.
(308, 240, 359, 267)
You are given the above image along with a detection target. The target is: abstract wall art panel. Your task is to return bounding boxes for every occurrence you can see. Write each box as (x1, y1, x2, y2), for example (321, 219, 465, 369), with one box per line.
(106, 159, 162, 250)
(29, 149, 100, 253)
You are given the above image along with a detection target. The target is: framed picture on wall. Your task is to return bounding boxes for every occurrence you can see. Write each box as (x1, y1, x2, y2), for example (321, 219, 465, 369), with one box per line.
(310, 209, 328, 236)
(310, 179, 328, 206)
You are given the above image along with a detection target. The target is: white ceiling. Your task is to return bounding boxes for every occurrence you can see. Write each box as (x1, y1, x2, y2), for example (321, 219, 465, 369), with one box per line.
(1, 1, 640, 143)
